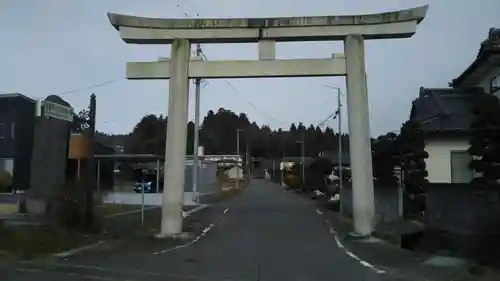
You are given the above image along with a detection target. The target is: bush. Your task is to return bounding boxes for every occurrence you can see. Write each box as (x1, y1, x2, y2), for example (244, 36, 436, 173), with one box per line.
(468, 93, 500, 188)
(0, 171, 13, 193)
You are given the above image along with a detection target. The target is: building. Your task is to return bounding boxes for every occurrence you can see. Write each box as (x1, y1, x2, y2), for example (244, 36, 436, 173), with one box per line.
(450, 28, 500, 96)
(410, 87, 480, 183)
(410, 28, 499, 184)
(0, 93, 36, 192)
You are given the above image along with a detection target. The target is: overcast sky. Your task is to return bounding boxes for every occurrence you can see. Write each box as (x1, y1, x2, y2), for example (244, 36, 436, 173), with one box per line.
(1, 0, 499, 136)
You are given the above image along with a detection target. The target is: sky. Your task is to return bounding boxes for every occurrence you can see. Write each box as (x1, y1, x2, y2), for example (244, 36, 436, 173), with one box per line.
(0, 0, 499, 136)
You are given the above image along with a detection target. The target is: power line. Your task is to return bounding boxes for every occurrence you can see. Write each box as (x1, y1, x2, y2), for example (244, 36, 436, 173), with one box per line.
(34, 79, 120, 100)
(200, 50, 289, 127)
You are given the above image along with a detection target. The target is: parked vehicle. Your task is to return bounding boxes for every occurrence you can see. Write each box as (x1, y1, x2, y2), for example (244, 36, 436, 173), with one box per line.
(133, 170, 164, 193)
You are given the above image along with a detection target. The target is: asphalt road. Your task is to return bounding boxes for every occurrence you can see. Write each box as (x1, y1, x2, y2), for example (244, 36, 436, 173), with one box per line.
(2, 180, 400, 281)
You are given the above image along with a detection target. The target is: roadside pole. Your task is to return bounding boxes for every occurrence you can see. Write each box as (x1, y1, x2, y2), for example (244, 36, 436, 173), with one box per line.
(337, 88, 343, 214)
(192, 44, 202, 203)
(236, 129, 242, 189)
(141, 170, 145, 226)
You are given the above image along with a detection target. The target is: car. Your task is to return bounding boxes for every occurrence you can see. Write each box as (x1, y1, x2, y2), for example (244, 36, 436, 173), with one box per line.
(134, 181, 154, 193)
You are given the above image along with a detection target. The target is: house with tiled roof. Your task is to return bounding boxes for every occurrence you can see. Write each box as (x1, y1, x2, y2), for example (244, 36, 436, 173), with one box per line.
(410, 28, 499, 184)
(450, 28, 500, 94)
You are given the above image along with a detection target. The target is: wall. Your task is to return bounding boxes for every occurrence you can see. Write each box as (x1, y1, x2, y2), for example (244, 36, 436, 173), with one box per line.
(103, 191, 198, 206)
(340, 184, 401, 223)
(422, 183, 500, 264)
(183, 161, 218, 194)
(28, 117, 70, 214)
(425, 139, 469, 183)
(13, 98, 36, 191)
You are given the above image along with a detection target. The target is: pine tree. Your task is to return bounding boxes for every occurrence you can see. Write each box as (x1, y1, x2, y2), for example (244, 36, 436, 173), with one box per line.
(468, 93, 500, 188)
(399, 119, 429, 193)
(372, 132, 399, 186)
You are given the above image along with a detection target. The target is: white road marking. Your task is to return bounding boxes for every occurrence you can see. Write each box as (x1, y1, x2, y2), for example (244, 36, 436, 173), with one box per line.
(314, 208, 387, 274)
(153, 208, 229, 255)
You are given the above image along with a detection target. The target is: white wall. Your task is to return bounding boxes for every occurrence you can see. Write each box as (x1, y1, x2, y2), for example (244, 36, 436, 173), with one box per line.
(103, 191, 197, 206)
(425, 139, 469, 183)
(226, 167, 243, 179)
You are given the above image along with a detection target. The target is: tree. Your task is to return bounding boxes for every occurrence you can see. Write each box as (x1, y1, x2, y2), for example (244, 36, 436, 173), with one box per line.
(103, 107, 351, 159)
(72, 108, 90, 133)
(372, 132, 399, 186)
(126, 114, 166, 154)
(398, 119, 428, 193)
(468, 93, 500, 188)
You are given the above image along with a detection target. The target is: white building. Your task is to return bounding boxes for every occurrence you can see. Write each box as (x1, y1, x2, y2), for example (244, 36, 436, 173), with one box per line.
(411, 28, 499, 184)
(226, 166, 244, 180)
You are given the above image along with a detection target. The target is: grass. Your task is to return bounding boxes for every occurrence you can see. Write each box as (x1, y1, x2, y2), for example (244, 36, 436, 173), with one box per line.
(0, 204, 140, 261)
(0, 223, 98, 261)
(0, 203, 17, 215)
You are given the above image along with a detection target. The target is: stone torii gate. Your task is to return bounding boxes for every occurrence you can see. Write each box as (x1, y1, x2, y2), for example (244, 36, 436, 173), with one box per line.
(107, 5, 428, 237)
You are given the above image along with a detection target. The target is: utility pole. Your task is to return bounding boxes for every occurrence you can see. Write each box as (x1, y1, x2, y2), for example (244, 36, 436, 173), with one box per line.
(245, 142, 250, 179)
(85, 93, 96, 230)
(192, 43, 202, 203)
(301, 131, 305, 186)
(323, 85, 344, 207)
(236, 129, 243, 189)
(296, 131, 305, 187)
(336, 88, 343, 213)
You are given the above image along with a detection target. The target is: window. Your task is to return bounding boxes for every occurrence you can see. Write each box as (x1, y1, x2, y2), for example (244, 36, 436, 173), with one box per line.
(0, 123, 4, 139)
(492, 75, 500, 94)
(11, 123, 15, 139)
(450, 151, 473, 183)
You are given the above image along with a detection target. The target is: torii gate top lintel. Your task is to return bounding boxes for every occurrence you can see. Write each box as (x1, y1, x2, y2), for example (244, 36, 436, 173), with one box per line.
(107, 5, 428, 44)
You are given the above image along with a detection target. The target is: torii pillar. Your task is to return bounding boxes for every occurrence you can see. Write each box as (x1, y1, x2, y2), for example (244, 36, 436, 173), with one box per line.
(107, 5, 429, 237)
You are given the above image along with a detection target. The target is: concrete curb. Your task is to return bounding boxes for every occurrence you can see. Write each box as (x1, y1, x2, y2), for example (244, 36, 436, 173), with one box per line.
(182, 204, 208, 218)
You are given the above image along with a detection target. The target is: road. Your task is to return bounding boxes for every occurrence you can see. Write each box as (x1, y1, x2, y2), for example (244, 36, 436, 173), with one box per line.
(2, 180, 398, 281)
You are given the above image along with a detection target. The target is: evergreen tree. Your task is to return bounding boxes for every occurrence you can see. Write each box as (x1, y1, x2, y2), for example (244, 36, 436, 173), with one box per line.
(372, 132, 399, 186)
(468, 93, 500, 188)
(399, 119, 428, 193)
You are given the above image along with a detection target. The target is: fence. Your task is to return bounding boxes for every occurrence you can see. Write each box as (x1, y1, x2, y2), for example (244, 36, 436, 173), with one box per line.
(103, 161, 219, 206)
(420, 183, 500, 264)
(340, 184, 402, 223)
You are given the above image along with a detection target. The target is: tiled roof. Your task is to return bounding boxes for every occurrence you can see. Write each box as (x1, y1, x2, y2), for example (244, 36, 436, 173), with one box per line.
(410, 87, 484, 134)
(0, 93, 35, 103)
(451, 28, 500, 87)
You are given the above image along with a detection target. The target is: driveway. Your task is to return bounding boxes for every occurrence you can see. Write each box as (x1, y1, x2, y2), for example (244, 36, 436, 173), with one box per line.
(2, 180, 398, 281)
